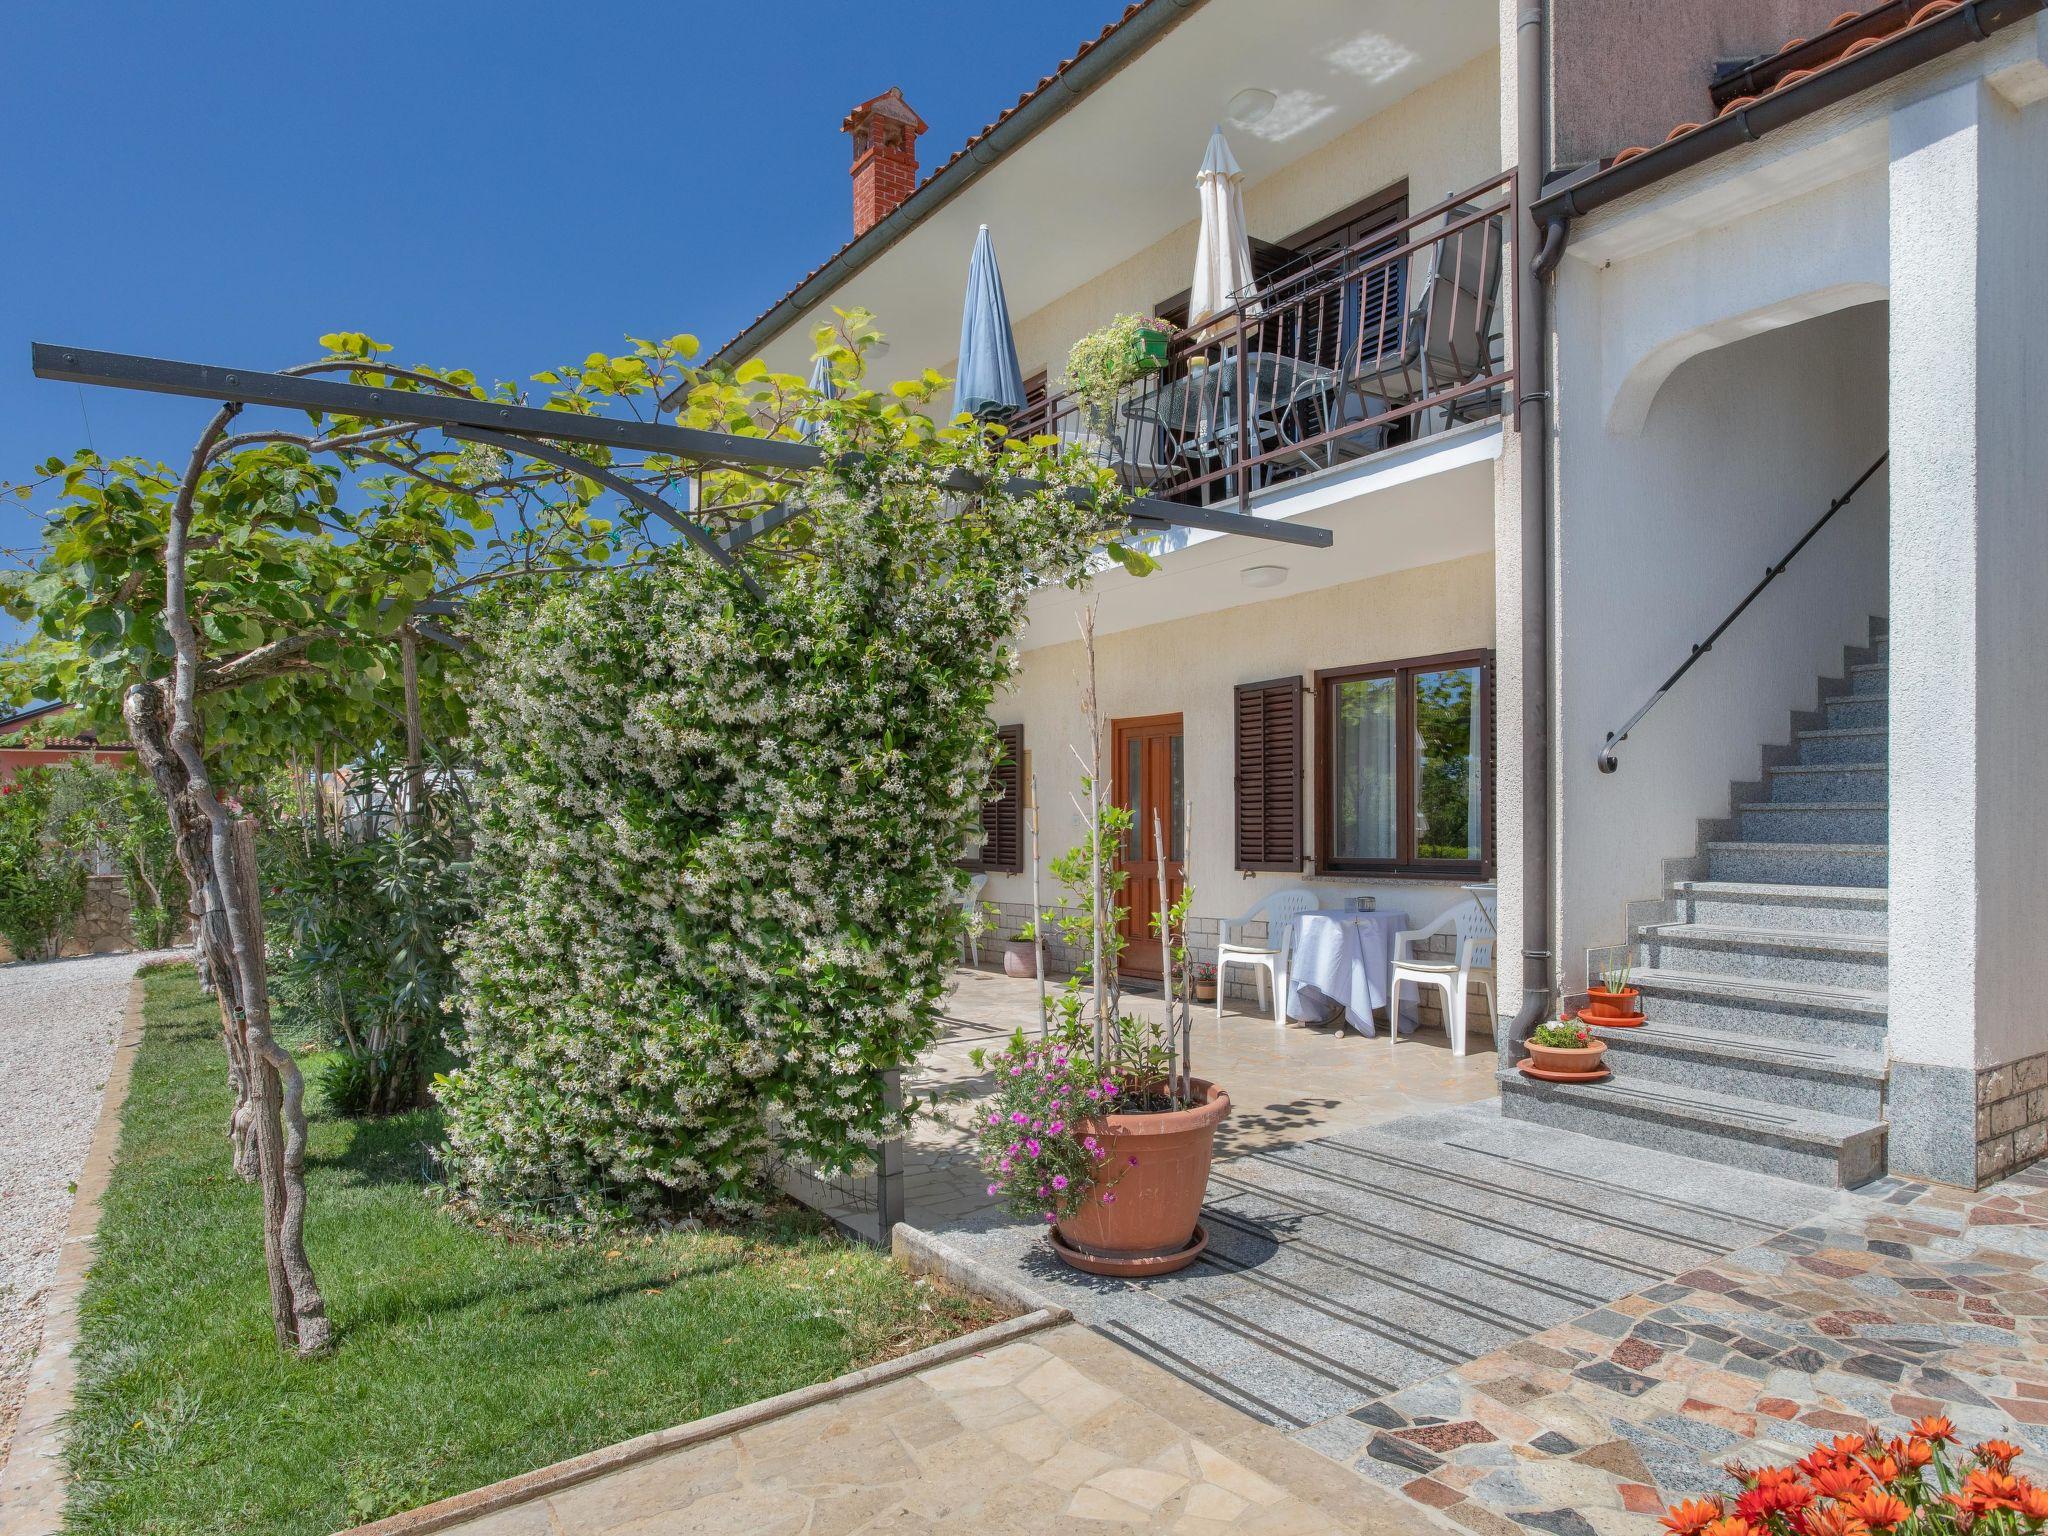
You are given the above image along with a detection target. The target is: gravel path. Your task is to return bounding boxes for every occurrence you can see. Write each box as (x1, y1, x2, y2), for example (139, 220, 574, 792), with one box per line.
(0, 950, 186, 1459)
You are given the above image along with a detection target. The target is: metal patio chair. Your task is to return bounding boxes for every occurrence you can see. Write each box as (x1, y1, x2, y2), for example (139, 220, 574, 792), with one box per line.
(1344, 201, 1505, 439)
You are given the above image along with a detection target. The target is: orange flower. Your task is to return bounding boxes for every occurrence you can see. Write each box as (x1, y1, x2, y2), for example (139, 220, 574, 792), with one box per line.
(1701, 1518, 1757, 1536)
(1976, 1439, 2026, 1468)
(2019, 1484, 2048, 1522)
(1804, 1503, 1871, 1536)
(1902, 1438, 1935, 1470)
(1861, 1452, 1900, 1483)
(1811, 1464, 1874, 1500)
(1912, 1416, 1957, 1444)
(1958, 1469, 2026, 1513)
(1663, 1498, 1726, 1535)
(1844, 1490, 1912, 1530)
(1737, 1474, 1814, 1523)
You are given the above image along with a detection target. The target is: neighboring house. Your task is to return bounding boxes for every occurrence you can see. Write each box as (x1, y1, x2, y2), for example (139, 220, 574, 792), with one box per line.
(0, 701, 132, 786)
(722, 0, 2048, 1191)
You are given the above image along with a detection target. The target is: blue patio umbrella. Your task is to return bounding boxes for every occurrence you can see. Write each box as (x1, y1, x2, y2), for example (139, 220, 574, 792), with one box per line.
(955, 224, 1027, 420)
(797, 352, 839, 443)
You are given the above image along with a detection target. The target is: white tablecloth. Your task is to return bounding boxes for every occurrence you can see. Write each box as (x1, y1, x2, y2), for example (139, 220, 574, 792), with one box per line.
(1284, 910, 1412, 1036)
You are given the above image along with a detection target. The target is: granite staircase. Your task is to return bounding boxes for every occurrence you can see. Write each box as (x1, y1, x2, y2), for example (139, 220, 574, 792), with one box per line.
(1502, 617, 1890, 1187)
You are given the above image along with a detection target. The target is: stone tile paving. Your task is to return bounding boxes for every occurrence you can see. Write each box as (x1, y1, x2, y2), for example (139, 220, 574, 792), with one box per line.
(937, 1105, 1837, 1438)
(1321, 1162, 2048, 1536)
(433, 1323, 1450, 1535)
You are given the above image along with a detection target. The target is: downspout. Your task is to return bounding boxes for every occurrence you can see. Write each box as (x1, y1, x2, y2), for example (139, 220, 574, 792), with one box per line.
(1509, 0, 1555, 1054)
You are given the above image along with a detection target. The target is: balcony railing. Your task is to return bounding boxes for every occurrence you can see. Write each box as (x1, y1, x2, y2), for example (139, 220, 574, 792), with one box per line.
(1012, 171, 1516, 513)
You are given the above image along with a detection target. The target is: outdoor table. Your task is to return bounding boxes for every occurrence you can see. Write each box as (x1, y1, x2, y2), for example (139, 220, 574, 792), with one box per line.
(1130, 352, 1339, 471)
(1284, 909, 1412, 1037)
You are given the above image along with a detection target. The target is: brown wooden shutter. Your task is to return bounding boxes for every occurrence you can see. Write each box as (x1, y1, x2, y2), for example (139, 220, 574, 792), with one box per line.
(976, 723, 1025, 875)
(1234, 679, 1302, 871)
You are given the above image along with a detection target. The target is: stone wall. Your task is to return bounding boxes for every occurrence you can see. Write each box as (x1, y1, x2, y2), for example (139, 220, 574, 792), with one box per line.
(0, 875, 139, 963)
(1975, 1051, 2048, 1187)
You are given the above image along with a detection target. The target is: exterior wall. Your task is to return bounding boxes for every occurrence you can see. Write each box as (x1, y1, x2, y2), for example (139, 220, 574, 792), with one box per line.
(1550, 295, 1890, 990)
(1549, 0, 1863, 167)
(997, 48, 1504, 401)
(1885, 75, 2048, 1187)
(981, 551, 1496, 1029)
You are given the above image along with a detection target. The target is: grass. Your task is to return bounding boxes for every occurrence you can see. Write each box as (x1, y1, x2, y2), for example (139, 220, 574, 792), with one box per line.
(62, 963, 1006, 1534)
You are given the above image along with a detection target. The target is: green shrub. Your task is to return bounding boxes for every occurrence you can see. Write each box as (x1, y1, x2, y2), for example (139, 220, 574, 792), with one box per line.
(0, 767, 88, 960)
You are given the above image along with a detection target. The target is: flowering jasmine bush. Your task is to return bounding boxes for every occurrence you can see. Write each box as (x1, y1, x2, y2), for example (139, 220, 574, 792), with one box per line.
(439, 390, 1130, 1222)
(1663, 1416, 2047, 1536)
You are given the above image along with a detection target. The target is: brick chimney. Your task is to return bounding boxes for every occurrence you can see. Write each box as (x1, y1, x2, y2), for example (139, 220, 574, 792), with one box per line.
(842, 87, 928, 238)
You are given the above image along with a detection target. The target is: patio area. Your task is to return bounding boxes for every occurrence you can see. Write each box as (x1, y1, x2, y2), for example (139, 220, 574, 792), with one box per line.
(890, 964, 1503, 1229)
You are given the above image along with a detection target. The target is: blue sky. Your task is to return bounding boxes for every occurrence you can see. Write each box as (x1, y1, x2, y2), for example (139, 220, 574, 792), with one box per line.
(0, 0, 1124, 582)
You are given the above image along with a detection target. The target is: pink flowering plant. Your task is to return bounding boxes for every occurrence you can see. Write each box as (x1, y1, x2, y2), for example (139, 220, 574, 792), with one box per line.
(967, 1030, 1136, 1224)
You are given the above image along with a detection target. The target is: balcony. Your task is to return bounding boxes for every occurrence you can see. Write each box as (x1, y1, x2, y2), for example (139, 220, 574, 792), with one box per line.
(1013, 173, 1515, 512)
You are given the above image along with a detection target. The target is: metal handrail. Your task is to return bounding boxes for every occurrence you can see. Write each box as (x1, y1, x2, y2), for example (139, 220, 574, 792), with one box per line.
(1596, 452, 1888, 773)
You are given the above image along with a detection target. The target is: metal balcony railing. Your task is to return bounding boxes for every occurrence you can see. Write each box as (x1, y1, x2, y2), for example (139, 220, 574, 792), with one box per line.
(1012, 170, 1517, 513)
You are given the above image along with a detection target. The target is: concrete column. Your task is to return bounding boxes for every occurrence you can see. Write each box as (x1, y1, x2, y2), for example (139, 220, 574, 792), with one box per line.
(1885, 78, 2048, 1186)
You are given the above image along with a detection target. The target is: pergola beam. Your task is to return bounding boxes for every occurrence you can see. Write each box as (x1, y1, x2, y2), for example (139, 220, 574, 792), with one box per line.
(32, 343, 1334, 550)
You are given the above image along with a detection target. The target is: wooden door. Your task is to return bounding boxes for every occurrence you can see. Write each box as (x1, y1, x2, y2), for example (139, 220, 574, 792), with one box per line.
(1111, 713, 1185, 979)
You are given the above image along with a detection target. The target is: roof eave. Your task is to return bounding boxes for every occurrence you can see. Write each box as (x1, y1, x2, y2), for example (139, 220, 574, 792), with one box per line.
(697, 0, 1208, 381)
(1532, 0, 2043, 232)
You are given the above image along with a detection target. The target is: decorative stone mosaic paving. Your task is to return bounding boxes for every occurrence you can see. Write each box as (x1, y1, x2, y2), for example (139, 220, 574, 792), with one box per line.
(1315, 1163, 2048, 1536)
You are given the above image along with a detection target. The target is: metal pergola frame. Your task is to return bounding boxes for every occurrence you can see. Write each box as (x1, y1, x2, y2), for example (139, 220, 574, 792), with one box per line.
(34, 339, 1333, 1245)
(32, 344, 1335, 557)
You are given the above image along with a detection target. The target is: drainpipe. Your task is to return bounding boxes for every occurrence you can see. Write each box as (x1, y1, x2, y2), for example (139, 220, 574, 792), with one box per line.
(1509, 0, 1555, 1054)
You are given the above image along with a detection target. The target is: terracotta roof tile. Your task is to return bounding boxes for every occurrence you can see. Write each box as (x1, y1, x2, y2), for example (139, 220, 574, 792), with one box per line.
(710, 1, 1155, 364)
(1602, 0, 1966, 172)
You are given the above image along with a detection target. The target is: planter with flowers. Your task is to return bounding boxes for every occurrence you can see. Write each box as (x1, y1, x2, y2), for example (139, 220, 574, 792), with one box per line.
(1662, 1413, 2046, 1536)
(970, 745, 1227, 1277)
(1190, 961, 1217, 1004)
(1063, 314, 1175, 428)
(1518, 1016, 1609, 1082)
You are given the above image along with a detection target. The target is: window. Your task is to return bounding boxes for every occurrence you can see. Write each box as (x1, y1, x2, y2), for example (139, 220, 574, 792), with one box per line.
(964, 723, 1025, 874)
(1315, 650, 1491, 876)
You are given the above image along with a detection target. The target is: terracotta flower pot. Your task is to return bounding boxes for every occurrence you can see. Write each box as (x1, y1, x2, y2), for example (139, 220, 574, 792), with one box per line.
(1055, 1080, 1230, 1277)
(1584, 985, 1640, 1021)
(1002, 940, 1038, 979)
(1527, 1040, 1607, 1075)
(1192, 980, 1217, 1003)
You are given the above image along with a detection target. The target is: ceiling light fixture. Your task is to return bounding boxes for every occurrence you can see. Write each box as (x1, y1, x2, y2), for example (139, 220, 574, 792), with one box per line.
(1240, 564, 1288, 589)
(1226, 87, 1277, 126)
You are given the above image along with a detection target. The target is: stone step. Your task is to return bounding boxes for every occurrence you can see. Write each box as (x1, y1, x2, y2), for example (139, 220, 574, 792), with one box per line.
(1667, 880, 1888, 936)
(1499, 1072, 1886, 1188)
(1635, 922, 1887, 989)
(1847, 663, 1888, 696)
(1823, 694, 1887, 730)
(1764, 763, 1887, 804)
(1590, 1019, 1888, 1119)
(1706, 840, 1886, 886)
(1795, 727, 1888, 766)
(1631, 966, 1889, 1051)
(1735, 802, 1887, 844)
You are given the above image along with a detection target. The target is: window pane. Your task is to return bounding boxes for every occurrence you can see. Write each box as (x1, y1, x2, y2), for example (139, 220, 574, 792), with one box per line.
(1125, 734, 1143, 860)
(1413, 665, 1481, 862)
(1331, 676, 1397, 862)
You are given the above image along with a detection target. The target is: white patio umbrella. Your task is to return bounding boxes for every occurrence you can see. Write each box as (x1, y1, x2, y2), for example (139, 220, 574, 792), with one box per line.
(1188, 127, 1260, 343)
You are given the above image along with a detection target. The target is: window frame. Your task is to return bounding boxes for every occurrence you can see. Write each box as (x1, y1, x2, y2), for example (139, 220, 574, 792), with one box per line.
(1314, 648, 1493, 879)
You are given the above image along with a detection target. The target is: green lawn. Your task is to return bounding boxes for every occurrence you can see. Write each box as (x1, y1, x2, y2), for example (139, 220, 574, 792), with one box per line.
(63, 964, 1004, 1534)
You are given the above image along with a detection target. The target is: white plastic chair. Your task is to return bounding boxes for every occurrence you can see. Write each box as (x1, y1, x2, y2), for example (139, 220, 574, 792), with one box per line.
(1388, 901, 1496, 1055)
(1215, 888, 1321, 1026)
(953, 872, 988, 966)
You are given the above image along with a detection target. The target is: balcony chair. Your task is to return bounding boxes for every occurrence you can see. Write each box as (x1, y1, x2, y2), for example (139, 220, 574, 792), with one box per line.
(1388, 900, 1497, 1056)
(1344, 201, 1505, 441)
(953, 871, 988, 966)
(1214, 887, 1321, 1026)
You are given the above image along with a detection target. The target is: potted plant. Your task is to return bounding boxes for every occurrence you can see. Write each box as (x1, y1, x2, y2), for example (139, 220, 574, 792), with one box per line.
(1584, 956, 1642, 1024)
(1063, 314, 1173, 425)
(1003, 920, 1039, 980)
(1190, 960, 1217, 1004)
(970, 789, 1227, 1277)
(1520, 1016, 1609, 1080)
